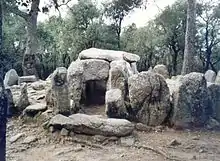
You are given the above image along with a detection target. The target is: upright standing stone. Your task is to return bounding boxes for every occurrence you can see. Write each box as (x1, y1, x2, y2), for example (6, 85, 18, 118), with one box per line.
(205, 70, 216, 83)
(153, 64, 169, 79)
(52, 67, 70, 115)
(16, 83, 30, 112)
(3, 69, 19, 87)
(215, 71, 220, 84)
(172, 73, 210, 129)
(128, 71, 170, 126)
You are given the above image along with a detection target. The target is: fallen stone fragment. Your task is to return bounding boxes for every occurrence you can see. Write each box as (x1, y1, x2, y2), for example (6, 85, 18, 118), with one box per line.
(135, 123, 153, 132)
(23, 103, 47, 116)
(9, 133, 24, 143)
(49, 114, 134, 137)
(23, 136, 38, 144)
(168, 139, 181, 147)
(120, 136, 135, 146)
(60, 128, 69, 136)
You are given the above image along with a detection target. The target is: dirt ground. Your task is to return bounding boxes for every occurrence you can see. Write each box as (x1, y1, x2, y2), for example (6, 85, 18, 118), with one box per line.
(6, 106, 220, 161)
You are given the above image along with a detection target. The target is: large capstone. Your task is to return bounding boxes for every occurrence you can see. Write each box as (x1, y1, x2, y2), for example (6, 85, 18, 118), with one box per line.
(153, 64, 169, 79)
(205, 70, 216, 83)
(128, 71, 171, 126)
(49, 114, 134, 137)
(78, 48, 140, 63)
(105, 89, 127, 119)
(4, 69, 19, 87)
(171, 72, 210, 129)
(18, 75, 37, 84)
(51, 67, 70, 115)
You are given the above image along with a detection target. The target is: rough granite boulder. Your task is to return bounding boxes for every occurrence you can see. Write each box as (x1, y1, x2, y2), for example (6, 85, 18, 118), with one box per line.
(207, 83, 220, 122)
(78, 48, 140, 63)
(51, 67, 70, 115)
(105, 89, 127, 119)
(16, 83, 30, 112)
(128, 71, 171, 126)
(205, 70, 216, 83)
(49, 114, 134, 137)
(215, 71, 220, 84)
(4, 69, 19, 87)
(67, 60, 84, 113)
(172, 72, 210, 129)
(153, 64, 169, 79)
(81, 59, 109, 81)
(108, 60, 133, 99)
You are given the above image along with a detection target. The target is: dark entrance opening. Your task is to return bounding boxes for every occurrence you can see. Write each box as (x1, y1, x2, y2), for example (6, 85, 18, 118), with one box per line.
(84, 80, 106, 106)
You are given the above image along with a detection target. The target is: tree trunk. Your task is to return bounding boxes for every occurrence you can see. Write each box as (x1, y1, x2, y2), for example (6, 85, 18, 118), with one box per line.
(0, 1, 7, 160)
(181, 0, 197, 75)
(22, 0, 40, 77)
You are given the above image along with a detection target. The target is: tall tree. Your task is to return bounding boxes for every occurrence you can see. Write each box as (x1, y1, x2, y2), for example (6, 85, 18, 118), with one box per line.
(181, 0, 197, 75)
(0, 0, 8, 160)
(105, 0, 143, 49)
(4, 0, 71, 77)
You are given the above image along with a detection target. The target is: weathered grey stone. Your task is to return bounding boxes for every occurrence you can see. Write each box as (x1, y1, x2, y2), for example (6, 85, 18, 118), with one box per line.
(128, 71, 170, 126)
(5, 88, 15, 115)
(4, 69, 19, 87)
(153, 64, 169, 79)
(78, 48, 140, 63)
(135, 123, 153, 132)
(108, 60, 132, 99)
(120, 136, 135, 146)
(215, 71, 220, 84)
(207, 83, 220, 122)
(31, 80, 46, 90)
(67, 60, 84, 113)
(172, 72, 210, 129)
(22, 136, 37, 144)
(51, 67, 70, 115)
(49, 114, 134, 137)
(18, 75, 37, 84)
(206, 117, 220, 130)
(16, 83, 30, 111)
(23, 103, 47, 116)
(60, 128, 69, 136)
(81, 59, 109, 81)
(131, 62, 138, 74)
(205, 70, 216, 83)
(105, 89, 127, 119)
(10, 133, 24, 143)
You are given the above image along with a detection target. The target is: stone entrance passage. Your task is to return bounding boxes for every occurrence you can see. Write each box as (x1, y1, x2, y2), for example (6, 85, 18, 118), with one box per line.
(84, 80, 106, 106)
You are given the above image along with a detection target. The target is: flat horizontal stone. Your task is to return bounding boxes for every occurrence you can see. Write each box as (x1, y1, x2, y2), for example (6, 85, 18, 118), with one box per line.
(24, 103, 47, 116)
(18, 75, 37, 84)
(49, 114, 134, 137)
(78, 48, 140, 63)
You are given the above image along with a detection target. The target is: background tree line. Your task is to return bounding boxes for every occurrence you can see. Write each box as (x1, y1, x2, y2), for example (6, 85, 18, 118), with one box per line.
(2, 0, 220, 79)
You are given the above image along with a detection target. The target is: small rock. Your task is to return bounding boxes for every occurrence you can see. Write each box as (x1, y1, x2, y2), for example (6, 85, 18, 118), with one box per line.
(206, 117, 220, 130)
(192, 155, 197, 160)
(135, 123, 152, 132)
(60, 128, 69, 136)
(9, 133, 24, 143)
(23, 103, 47, 116)
(74, 144, 83, 152)
(23, 136, 37, 144)
(49, 126, 55, 133)
(199, 149, 205, 153)
(108, 136, 119, 142)
(168, 139, 181, 147)
(192, 136, 200, 140)
(93, 135, 107, 143)
(120, 136, 135, 146)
